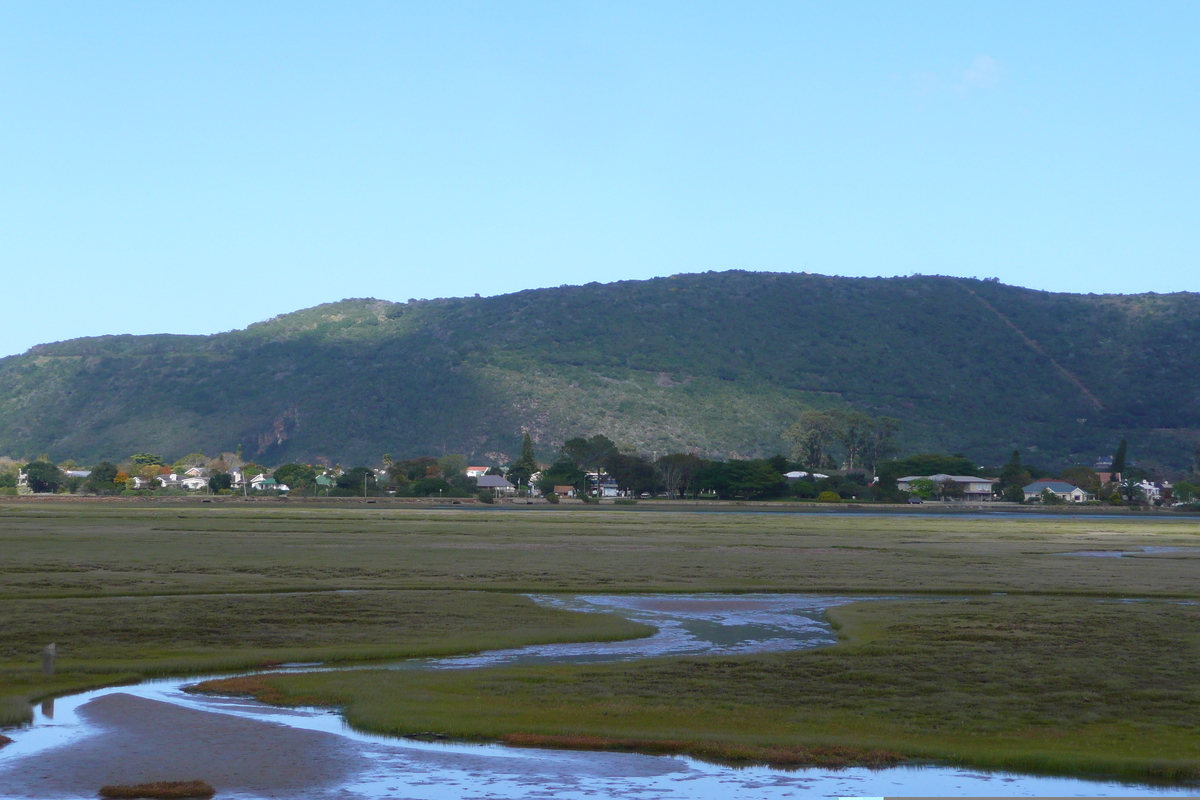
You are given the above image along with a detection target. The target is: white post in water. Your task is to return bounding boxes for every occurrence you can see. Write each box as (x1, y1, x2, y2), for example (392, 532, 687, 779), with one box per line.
(41, 643, 55, 676)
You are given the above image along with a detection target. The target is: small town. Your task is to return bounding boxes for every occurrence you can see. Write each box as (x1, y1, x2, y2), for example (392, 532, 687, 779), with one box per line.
(5, 430, 1197, 509)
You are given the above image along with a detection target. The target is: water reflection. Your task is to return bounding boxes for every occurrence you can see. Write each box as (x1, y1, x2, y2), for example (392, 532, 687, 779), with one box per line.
(1, 593, 1196, 799)
(420, 593, 853, 669)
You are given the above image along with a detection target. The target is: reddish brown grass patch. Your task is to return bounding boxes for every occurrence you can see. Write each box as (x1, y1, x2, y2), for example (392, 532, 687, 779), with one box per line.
(186, 675, 336, 707)
(98, 780, 215, 798)
(499, 733, 904, 769)
(0, 733, 13, 746)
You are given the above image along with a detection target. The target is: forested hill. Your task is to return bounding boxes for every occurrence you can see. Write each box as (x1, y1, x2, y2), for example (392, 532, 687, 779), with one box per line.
(2, 271, 1198, 469)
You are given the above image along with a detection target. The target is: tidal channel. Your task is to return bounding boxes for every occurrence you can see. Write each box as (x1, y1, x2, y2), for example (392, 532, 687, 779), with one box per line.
(0, 594, 1193, 798)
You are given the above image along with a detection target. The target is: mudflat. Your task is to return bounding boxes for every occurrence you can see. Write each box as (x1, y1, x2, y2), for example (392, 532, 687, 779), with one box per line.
(0, 692, 365, 798)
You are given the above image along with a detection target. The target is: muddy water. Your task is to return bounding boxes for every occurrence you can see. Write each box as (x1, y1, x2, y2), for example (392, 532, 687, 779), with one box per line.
(0, 594, 1195, 799)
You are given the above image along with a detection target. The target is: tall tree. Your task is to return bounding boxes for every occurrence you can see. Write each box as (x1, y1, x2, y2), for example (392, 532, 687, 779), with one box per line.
(561, 434, 617, 496)
(603, 453, 658, 495)
(995, 450, 1031, 502)
(274, 463, 317, 491)
(208, 472, 234, 493)
(656, 453, 707, 499)
(23, 461, 62, 493)
(861, 417, 901, 476)
(507, 433, 539, 488)
(86, 462, 120, 494)
(336, 466, 377, 495)
(829, 410, 873, 470)
(782, 411, 836, 472)
(1111, 439, 1128, 478)
(437, 454, 468, 483)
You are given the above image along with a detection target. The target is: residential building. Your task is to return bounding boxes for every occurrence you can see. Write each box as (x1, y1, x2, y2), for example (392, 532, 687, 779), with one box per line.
(476, 475, 516, 495)
(1135, 479, 1172, 503)
(465, 466, 489, 478)
(896, 474, 999, 501)
(1023, 480, 1091, 503)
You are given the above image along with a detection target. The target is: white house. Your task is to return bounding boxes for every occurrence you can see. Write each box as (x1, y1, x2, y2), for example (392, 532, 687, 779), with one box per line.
(466, 466, 490, 478)
(250, 473, 289, 492)
(784, 470, 830, 481)
(1136, 479, 1172, 502)
(897, 474, 999, 501)
(1023, 480, 1091, 503)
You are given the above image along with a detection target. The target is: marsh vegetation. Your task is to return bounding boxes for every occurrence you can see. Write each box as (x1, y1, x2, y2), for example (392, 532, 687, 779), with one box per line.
(2, 501, 1199, 779)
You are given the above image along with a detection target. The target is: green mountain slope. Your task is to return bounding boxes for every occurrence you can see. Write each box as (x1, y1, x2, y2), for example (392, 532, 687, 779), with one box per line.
(2, 272, 1198, 469)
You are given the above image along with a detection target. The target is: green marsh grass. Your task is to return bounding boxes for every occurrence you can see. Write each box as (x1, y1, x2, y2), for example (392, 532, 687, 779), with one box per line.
(3, 502, 1200, 777)
(0, 590, 650, 724)
(2, 503, 1199, 599)
(196, 596, 1200, 781)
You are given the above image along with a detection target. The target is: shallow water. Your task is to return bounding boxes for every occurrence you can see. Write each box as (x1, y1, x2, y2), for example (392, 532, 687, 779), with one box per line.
(1056, 546, 1194, 558)
(1, 594, 1195, 799)
(416, 593, 852, 668)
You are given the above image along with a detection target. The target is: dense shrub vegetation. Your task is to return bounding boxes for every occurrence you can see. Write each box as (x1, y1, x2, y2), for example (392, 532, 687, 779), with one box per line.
(1, 272, 1197, 469)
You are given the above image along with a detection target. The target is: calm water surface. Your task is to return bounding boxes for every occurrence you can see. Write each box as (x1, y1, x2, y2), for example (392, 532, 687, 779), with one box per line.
(1, 594, 1194, 799)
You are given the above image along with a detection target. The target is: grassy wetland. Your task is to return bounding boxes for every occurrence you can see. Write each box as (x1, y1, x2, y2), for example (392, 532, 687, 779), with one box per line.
(3, 501, 1200, 780)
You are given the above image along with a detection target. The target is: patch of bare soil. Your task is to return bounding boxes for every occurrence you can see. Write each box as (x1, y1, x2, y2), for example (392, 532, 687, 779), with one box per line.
(0, 693, 369, 799)
(99, 780, 215, 798)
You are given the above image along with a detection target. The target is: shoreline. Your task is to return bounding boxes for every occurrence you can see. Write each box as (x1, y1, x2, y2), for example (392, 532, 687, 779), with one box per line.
(2, 494, 1194, 516)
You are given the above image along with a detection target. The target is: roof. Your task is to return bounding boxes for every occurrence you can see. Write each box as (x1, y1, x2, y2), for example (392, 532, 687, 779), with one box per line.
(897, 474, 998, 484)
(476, 475, 514, 489)
(1024, 480, 1082, 493)
(553, 485, 576, 493)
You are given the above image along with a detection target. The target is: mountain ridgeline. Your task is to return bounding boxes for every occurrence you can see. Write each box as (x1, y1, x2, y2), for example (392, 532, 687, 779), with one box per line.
(2, 272, 1198, 469)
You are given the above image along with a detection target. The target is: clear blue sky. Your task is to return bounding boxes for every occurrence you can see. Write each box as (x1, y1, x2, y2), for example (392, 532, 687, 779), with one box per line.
(2, 2, 1197, 358)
